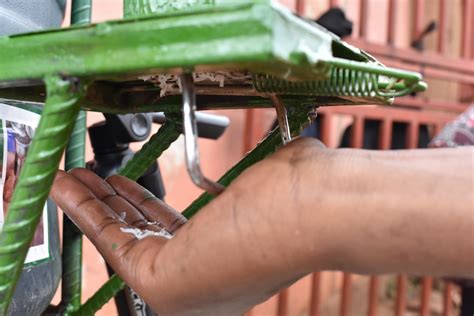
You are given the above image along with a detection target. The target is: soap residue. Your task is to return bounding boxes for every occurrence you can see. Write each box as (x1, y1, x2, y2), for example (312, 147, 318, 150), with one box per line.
(139, 71, 252, 97)
(120, 227, 174, 240)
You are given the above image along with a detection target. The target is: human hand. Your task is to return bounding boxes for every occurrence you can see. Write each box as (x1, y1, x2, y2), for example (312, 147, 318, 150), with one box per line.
(50, 139, 473, 316)
(50, 168, 187, 309)
(49, 140, 333, 316)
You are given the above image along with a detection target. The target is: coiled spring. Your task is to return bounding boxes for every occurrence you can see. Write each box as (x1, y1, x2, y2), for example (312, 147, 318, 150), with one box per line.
(253, 66, 382, 98)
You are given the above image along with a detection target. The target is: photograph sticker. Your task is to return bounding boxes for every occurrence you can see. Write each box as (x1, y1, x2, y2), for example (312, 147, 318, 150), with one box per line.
(0, 103, 49, 264)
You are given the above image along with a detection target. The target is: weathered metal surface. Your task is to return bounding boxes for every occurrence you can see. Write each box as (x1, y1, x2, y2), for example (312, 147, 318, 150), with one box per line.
(61, 0, 92, 311)
(0, 0, 427, 111)
(124, 0, 216, 17)
(0, 83, 394, 113)
(0, 1, 335, 86)
(0, 75, 85, 315)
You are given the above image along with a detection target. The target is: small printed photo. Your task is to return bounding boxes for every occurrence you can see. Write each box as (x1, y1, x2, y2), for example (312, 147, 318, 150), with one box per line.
(3, 120, 43, 247)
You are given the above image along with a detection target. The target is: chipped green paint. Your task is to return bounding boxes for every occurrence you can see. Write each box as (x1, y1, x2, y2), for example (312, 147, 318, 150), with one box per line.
(0, 0, 424, 108)
(124, 0, 216, 17)
(0, 1, 336, 87)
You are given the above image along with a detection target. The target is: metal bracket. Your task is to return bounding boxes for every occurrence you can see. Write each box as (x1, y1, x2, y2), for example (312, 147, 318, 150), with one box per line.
(180, 73, 225, 195)
(269, 95, 292, 145)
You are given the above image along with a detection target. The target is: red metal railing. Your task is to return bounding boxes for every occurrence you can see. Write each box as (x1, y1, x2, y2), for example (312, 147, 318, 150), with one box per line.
(313, 106, 456, 316)
(243, 0, 473, 315)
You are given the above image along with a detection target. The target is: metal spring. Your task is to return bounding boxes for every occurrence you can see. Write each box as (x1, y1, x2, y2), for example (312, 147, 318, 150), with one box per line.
(253, 66, 380, 98)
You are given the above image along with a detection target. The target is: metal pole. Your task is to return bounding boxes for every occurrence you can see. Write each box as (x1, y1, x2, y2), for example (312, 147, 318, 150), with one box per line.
(61, 0, 92, 311)
(0, 75, 85, 315)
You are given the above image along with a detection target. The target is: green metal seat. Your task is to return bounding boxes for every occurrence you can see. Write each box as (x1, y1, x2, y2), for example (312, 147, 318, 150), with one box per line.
(0, 0, 425, 110)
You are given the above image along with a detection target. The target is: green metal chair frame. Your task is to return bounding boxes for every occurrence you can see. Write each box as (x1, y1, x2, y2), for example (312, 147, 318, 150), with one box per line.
(0, 0, 427, 315)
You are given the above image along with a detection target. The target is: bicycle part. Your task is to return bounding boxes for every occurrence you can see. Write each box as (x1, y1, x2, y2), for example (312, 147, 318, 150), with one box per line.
(103, 114, 152, 144)
(0, 75, 85, 315)
(152, 112, 229, 140)
(118, 116, 181, 181)
(181, 73, 225, 195)
(61, 0, 92, 311)
(270, 95, 292, 145)
(87, 112, 168, 198)
(88, 114, 152, 156)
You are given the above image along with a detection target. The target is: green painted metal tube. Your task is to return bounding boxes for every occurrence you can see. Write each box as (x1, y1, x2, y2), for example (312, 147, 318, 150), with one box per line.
(61, 111, 87, 311)
(119, 114, 182, 180)
(61, 0, 92, 311)
(65, 111, 87, 170)
(70, 0, 92, 26)
(0, 75, 85, 315)
(67, 274, 124, 316)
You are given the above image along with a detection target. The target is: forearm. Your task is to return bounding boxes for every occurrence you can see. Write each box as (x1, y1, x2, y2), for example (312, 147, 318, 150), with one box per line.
(151, 140, 473, 315)
(297, 145, 474, 276)
(150, 151, 324, 315)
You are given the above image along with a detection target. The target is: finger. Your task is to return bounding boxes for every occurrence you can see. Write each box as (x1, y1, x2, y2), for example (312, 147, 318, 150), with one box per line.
(68, 168, 115, 200)
(69, 168, 159, 230)
(51, 171, 139, 264)
(107, 175, 186, 233)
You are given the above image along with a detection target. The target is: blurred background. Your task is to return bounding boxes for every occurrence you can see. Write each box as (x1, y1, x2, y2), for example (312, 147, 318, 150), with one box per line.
(52, 0, 473, 315)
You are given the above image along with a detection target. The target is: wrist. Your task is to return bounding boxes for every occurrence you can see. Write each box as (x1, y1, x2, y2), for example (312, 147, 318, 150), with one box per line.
(277, 141, 369, 273)
(260, 138, 351, 273)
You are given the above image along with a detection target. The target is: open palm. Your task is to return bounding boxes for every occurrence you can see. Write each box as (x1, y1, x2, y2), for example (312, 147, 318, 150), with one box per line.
(51, 168, 187, 306)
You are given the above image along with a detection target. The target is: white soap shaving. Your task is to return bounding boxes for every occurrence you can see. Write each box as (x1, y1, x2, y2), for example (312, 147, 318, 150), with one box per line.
(139, 74, 180, 97)
(139, 71, 253, 97)
(120, 227, 174, 240)
(119, 212, 127, 223)
(194, 72, 225, 87)
(146, 220, 163, 227)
